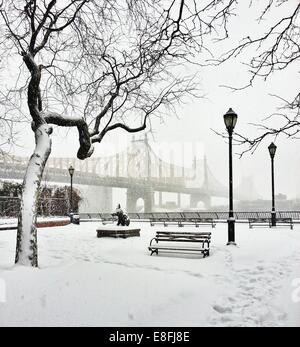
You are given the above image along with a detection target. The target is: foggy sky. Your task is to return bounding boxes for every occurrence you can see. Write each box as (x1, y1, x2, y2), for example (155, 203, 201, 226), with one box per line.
(5, 1, 300, 201)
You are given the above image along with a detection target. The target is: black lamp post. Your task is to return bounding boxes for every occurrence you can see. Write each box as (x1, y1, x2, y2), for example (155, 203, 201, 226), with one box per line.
(68, 165, 75, 215)
(268, 142, 277, 227)
(224, 108, 238, 245)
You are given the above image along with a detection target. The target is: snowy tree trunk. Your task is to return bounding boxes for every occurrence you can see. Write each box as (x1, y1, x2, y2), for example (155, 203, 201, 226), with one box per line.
(15, 124, 53, 267)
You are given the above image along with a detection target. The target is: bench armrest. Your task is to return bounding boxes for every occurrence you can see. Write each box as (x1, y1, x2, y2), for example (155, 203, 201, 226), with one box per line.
(149, 237, 158, 247)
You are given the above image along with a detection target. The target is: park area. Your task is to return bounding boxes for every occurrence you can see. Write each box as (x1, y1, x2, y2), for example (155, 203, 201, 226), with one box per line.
(0, 221, 299, 327)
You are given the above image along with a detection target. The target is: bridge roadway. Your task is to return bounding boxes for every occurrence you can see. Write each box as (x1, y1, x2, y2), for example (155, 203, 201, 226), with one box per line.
(0, 163, 226, 197)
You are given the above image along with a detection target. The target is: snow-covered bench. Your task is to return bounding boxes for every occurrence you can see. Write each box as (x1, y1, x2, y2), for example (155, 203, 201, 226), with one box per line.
(149, 213, 169, 226)
(148, 231, 211, 257)
(179, 217, 216, 228)
(100, 213, 117, 225)
(149, 212, 215, 228)
(248, 217, 293, 229)
(79, 213, 102, 222)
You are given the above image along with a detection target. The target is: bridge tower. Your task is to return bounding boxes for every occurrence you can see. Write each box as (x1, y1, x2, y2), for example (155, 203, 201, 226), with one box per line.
(126, 186, 154, 213)
(126, 134, 154, 212)
(190, 156, 211, 209)
(158, 157, 163, 208)
(190, 193, 211, 209)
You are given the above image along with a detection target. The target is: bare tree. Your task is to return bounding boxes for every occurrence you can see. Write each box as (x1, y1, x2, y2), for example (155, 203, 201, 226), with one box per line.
(0, 82, 27, 155)
(0, 108, 16, 155)
(0, 0, 236, 267)
(213, 0, 300, 154)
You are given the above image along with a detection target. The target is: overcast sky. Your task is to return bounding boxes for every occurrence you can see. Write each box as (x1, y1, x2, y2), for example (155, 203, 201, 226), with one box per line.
(7, 0, 300, 201)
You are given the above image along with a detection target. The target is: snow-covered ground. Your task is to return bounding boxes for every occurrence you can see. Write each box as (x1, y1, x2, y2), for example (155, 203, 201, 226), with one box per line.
(0, 222, 299, 327)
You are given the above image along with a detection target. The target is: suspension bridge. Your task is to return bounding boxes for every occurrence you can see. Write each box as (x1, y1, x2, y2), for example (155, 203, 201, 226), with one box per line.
(0, 135, 257, 212)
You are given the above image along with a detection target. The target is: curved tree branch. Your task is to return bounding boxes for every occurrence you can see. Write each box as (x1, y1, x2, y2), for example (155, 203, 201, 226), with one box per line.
(44, 112, 94, 159)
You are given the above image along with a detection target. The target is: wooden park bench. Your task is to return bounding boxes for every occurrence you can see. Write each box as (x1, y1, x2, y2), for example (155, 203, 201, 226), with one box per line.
(276, 217, 294, 229)
(148, 231, 211, 257)
(79, 213, 102, 222)
(163, 213, 184, 226)
(179, 216, 216, 228)
(248, 217, 270, 228)
(79, 213, 93, 222)
(149, 213, 169, 226)
(100, 213, 118, 225)
(149, 212, 216, 228)
(248, 217, 293, 230)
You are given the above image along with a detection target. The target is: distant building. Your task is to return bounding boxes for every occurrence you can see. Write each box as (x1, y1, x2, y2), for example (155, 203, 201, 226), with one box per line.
(235, 195, 300, 211)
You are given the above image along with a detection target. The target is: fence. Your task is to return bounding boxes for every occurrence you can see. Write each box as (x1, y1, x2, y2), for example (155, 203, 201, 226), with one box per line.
(80, 211, 300, 221)
(128, 211, 300, 220)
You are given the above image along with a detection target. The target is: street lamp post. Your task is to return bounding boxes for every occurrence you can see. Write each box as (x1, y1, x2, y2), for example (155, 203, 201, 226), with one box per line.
(223, 108, 238, 245)
(68, 165, 75, 217)
(268, 142, 277, 227)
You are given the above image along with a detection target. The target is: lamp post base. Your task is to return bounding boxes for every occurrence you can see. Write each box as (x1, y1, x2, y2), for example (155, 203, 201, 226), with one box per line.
(69, 212, 74, 223)
(271, 211, 276, 227)
(226, 241, 237, 246)
(227, 218, 236, 245)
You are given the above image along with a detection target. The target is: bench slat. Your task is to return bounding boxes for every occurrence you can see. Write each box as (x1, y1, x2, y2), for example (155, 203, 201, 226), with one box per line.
(154, 239, 210, 243)
(148, 246, 206, 251)
(156, 231, 211, 235)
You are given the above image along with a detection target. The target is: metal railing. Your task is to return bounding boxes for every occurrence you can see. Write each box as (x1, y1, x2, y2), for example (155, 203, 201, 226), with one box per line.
(79, 211, 300, 221)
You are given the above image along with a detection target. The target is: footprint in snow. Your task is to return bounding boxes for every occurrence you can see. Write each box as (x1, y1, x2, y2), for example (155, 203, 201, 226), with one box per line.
(212, 304, 233, 314)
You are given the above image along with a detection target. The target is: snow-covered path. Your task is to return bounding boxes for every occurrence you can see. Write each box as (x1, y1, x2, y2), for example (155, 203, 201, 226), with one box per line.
(0, 222, 299, 326)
